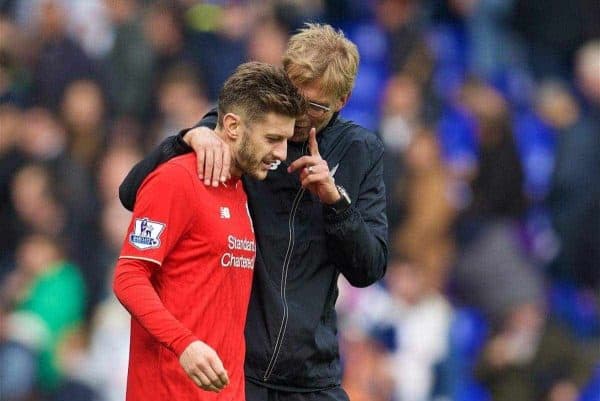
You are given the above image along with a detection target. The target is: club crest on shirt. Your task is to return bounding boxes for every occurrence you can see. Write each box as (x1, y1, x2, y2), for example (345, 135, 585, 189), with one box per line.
(129, 218, 165, 250)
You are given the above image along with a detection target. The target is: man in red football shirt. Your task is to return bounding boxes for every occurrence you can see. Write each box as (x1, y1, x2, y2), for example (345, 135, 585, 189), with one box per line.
(112, 62, 306, 401)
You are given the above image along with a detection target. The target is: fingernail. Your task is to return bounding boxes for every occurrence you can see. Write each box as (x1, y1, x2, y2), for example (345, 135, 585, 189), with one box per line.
(199, 174, 203, 180)
(213, 181, 219, 187)
(220, 176, 226, 182)
(204, 179, 210, 186)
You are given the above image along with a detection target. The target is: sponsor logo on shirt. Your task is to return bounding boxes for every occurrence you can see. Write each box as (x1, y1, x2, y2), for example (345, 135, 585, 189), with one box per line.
(220, 207, 231, 219)
(220, 235, 255, 269)
(129, 218, 165, 250)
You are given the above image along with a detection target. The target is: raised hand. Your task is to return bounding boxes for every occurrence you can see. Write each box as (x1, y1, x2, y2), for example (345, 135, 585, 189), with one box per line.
(179, 340, 230, 392)
(183, 127, 231, 187)
(287, 128, 341, 205)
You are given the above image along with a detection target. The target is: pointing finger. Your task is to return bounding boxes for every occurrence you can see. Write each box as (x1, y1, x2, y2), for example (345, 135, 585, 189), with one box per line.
(308, 128, 319, 157)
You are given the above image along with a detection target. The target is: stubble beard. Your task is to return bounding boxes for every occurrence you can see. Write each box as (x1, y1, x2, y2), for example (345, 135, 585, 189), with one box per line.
(236, 133, 266, 180)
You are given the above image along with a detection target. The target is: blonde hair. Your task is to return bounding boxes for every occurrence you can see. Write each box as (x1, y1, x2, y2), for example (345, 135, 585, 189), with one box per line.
(283, 23, 359, 99)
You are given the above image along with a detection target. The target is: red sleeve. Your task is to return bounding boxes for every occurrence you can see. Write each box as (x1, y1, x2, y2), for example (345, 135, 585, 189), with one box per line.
(119, 161, 196, 265)
(112, 258, 197, 356)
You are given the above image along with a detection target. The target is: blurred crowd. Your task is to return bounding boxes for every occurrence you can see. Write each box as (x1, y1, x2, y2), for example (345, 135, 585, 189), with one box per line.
(0, 1, 599, 401)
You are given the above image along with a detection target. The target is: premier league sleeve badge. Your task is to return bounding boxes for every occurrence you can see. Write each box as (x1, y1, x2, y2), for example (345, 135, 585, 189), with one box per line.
(129, 218, 166, 250)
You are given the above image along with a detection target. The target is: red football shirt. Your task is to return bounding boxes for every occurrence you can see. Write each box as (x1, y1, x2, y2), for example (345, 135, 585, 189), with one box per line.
(115, 154, 255, 401)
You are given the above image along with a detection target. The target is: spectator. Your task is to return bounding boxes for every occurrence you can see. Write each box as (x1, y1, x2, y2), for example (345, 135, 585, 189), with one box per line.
(0, 234, 86, 392)
(385, 256, 453, 401)
(341, 332, 395, 401)
(66, 201, 132, 401)
(0, 14, 28, 106)
(88, 147, 140, 309)
(103, 0, 153, 118)
(10, 164, 66, 244)
(96, 145, 142, 205)
(142, 0, 197, 115)
(142, 1, 187, 74)
(512, 0, 591, 80)
(461, 79, 526, 222)
(15, 108, 97, 273)
(28, 0, 97, 110)
(151, 63, 209, 145)
(0, 302, 37, 401)
(184, 1, 250, 101)
(380, 73, 424, 234)
(0, 104, 25, 263)
(247, 15, 289, 66)
(475, 302, 596, 401)
(575, 40, 600, 117)
(393, 131, 457, 291)
(60, 79, 107, 169)
(340, 254, 453, 401)
(540, 81, 600, 287)
(453, 220, 544, 326)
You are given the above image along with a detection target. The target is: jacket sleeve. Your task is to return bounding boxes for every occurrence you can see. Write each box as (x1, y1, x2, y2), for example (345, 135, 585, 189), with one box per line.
(118, 109, 219, 211)
(323, 137, 388, 287)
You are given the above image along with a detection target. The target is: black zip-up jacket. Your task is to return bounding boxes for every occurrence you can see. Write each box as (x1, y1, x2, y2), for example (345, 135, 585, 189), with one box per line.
(119, 110, 388, 391)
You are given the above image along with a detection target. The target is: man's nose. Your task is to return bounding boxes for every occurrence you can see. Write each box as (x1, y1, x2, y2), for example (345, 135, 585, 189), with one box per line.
(273, 141, 287, 161)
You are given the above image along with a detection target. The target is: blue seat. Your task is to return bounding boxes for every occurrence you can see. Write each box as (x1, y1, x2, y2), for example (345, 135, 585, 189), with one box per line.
(549, 281, 600, 339)
(436, 105, 478, 173)
(433, 308, 491, 401)
(512, 110, 556, 202)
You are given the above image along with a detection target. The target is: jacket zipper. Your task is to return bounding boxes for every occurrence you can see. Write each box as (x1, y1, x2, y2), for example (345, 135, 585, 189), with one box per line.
(263, 143, 307, 381)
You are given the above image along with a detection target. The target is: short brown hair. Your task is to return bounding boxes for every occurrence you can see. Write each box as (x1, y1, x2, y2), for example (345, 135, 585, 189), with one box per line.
(283, 23, 359, 99)
(217, 62, 307, 127)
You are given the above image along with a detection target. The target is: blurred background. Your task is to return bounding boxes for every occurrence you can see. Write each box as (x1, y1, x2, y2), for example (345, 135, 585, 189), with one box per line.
(0, 0, 599, 400)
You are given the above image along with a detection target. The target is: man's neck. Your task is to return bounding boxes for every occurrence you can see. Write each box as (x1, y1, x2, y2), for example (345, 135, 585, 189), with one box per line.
(214, 127, 242, 178)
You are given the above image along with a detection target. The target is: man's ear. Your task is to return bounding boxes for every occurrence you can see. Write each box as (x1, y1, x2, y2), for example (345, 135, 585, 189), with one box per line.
(223, 113, 241, 140)
(336, 91, 351, 111)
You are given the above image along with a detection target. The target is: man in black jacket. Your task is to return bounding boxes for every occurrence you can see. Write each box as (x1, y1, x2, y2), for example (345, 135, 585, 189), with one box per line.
(119, 23, 388, 401)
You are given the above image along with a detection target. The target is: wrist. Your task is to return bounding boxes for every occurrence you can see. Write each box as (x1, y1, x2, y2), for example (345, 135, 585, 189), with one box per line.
(324, 190, 341, 205)
(327, 185, 351, 214)
(176, 129, 193, 150)
(173, 333, 198, 357)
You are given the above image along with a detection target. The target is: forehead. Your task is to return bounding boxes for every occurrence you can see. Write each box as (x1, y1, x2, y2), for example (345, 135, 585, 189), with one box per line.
(251, 112, 295, 136)
(293, 79, 331, 103)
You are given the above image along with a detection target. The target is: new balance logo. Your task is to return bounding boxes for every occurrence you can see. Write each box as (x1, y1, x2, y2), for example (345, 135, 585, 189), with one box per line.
(220, 207, 231, 219)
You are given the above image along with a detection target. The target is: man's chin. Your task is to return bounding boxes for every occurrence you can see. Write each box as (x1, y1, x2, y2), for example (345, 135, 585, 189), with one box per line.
(247, 168, 269, 181)
(291, 127, 310, 142)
